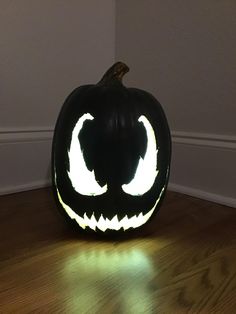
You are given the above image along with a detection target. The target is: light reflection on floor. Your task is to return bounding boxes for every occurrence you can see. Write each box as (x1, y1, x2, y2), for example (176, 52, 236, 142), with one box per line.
(63, 244, 156, 313)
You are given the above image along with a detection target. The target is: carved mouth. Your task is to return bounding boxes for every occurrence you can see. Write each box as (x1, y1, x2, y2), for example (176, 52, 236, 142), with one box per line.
(56, 187, 164, 232)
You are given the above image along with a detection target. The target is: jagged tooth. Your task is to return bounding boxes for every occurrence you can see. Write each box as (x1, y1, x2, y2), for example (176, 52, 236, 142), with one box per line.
(89, 213, 97, 231)
(127, 214, 136, 230)
(75, 213, 86, 229)
(83, 213, 90, 228)
(130, 213, 145, 229)
(107, 215, 121, 231)
(137, 212, 143, 218)
(104, 216, 111, 230)
(96, 214, 107, 232)
(129, 213, 141, 228)
(136, 212, 145, 228)
(81, 212, 97, 231)
(82, 213, 89, 230)
(120, 211, 151, 231)
(120, 215, 131, 231)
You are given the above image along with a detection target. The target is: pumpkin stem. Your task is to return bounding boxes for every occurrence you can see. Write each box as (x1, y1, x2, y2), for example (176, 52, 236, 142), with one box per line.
(99, 62, 129, 84)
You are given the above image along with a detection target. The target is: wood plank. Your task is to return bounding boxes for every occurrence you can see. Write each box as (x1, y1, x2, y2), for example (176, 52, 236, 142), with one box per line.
(0, 188, 236, 313)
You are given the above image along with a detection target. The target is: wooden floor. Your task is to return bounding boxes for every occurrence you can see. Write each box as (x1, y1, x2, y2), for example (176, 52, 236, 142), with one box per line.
(0, 188, 236, 314)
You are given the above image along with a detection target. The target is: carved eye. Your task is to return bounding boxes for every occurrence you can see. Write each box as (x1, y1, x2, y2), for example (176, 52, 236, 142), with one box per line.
(122, 115, 158, 196)
(67, 113, 107, 196)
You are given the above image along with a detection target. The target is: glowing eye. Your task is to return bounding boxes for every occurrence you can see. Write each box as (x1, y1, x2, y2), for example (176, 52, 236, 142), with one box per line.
(122, 115, 158, 196)
(67, 113, 107, 196)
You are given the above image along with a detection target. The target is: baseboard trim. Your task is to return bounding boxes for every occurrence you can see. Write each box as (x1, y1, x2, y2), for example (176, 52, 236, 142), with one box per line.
(168, 182, 236, 208)
(0, 180, 51, 196)
(172, 131, 236, 150)
(1, 180, 235, 208)
(1, 128, 235, 148)
(0, 128, 53, 144)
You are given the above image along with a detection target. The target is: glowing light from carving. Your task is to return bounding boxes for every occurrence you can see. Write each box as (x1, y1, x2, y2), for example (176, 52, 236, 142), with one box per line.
(122, 115, 158, 196)
(67, 113, 107, 196)
(56, 186, 165, 232)
(63, 249, 154, 313)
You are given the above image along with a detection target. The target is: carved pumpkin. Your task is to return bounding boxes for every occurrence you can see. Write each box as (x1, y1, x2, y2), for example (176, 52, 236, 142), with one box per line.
(52, 62, 171, 233)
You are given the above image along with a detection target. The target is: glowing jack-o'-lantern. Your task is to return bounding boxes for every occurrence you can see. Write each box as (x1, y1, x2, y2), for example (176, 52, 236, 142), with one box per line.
(52, 62, 171, 233)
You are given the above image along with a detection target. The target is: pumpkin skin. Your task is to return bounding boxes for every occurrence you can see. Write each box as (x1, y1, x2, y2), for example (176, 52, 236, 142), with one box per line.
(52, 62, 171, 234)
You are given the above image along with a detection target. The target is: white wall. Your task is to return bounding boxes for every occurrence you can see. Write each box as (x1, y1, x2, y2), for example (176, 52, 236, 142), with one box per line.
(1, 1, 236, 208)
(0, 1, 115, 194)
(116, 0, 236, 207)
